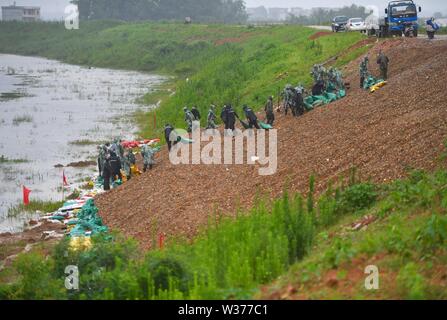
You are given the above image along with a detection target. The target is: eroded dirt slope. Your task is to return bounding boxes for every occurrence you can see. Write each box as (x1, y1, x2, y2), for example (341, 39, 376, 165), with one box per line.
(96, 38, 447, 249)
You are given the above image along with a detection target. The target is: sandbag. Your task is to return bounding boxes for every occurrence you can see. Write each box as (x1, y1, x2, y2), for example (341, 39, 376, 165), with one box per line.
(258, 121, 273, 130)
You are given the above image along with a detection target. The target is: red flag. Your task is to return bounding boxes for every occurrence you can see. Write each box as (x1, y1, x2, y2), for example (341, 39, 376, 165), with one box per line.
(23, 186, 31, 206)
(63, 170, 69, 186)
(158, 233, 165, 250)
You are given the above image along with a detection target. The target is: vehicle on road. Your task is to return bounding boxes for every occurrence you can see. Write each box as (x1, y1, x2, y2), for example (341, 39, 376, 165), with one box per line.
(346, 18, 366, 32)
(331, 16, 349, 32)
(366, 0, 422, 37)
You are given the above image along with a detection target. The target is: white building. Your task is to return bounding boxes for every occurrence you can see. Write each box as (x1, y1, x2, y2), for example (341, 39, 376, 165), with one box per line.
(2, 2, 41, 22)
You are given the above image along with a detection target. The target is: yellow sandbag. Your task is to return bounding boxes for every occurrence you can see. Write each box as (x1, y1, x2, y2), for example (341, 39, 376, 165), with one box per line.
(370, 81, 387, 93)
(120, 170, 128, 183)
(131, 165, 141, 176)
(69, 237, 92, 251)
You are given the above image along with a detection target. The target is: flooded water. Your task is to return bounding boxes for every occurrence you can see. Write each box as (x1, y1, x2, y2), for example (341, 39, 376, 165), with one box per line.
(0, 54, 164, 233)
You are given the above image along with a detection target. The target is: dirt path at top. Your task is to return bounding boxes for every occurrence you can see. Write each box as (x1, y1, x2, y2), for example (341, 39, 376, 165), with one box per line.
(96, 38, 447, 250)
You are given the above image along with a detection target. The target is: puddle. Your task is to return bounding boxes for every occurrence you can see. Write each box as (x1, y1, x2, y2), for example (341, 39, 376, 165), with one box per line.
(0, 54, 165, 233)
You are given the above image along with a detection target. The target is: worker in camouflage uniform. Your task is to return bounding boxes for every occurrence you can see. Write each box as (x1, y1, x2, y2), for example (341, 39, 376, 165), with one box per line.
(264, 96, 275, 126)
(359, 56, 369, 88)
(282, 84, 295, 115)
(206, 105, 217, 129)
(311, 64, 320, 83)
(243, 105, 260, 129)
(141, 144, 157, 172)
(377, 50, 390, 80)
(183, 107, 195, 133)
(97, 145, 106, 178)
(319, 65, 328, 87)
(335, 69, 345, 90)
(123, 149, 136, 181)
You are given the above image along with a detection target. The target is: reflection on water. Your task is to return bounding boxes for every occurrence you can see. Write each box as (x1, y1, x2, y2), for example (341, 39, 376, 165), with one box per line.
(0, 54, 165, 233)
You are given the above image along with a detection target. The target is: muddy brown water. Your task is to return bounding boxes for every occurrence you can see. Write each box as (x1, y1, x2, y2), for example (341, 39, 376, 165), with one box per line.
(0, 54, 165, 233)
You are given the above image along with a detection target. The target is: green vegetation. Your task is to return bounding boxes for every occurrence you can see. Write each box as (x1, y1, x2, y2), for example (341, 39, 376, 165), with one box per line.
(68, 139, 107, 146)
(12, 115, 33, 126)
(73, 0, 247, 23)
(2, 167, 445, 300)
(0, 155, 29, 164)
(0, 21, 365, 140)
(7, 200, 65, 217)
(260, 169, 447, 300)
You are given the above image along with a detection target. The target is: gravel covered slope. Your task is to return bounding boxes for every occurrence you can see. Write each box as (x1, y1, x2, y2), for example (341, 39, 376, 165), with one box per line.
(96, 38, 447, 249)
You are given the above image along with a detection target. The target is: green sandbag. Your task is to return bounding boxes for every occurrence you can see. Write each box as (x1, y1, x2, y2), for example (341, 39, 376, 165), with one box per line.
(304, 96, 314, 105)
(338, 89, 346, 98)
(180, 137, 193, 144)
(312, 95, 330, 105)
(324, 92, 338, 102)
(304, 102, 314, 111)
(258, 121, 273, 130)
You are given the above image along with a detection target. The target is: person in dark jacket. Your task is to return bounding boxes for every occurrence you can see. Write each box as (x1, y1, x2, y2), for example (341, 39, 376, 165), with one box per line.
(221, 104, 238, 131)
(102, 155, 112, 191)
(264, 96, 275, 126)
(312, 79, 325, 96)
(164, 123, 177, 152)
(243, 105, 260, 129)
(191, 106, 201, 121)
(109, 151, 122, 182)
(376, 50, 390, 80)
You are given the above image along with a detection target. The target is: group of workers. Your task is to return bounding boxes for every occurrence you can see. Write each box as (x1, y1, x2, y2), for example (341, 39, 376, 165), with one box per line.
(97, 138, 159, 190)
(95, 46, 396, 192)
(183, 103, 270, 134)
(359, 50, 390, 88)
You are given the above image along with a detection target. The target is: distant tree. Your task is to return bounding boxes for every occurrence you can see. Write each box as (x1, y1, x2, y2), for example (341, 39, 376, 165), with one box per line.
(71, 0, 247, 23)
(433, 12, 443, 19)
(288, 4, 370, 25)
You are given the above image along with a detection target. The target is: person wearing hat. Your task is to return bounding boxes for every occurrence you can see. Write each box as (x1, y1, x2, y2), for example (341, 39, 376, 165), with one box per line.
(206, 105, 217, 129)
(264, 96, 275, 126)
(376, 50, 390, 80)
(426, 17, 439, 40)
(359, 56, 369, 88)
(164, 123, 177, 152)
(243, 105, 260, 129)
(183, 107, 195, 133)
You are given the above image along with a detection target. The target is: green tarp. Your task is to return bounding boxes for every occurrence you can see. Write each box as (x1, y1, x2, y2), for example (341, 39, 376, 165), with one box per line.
(68, 199, 108, 238)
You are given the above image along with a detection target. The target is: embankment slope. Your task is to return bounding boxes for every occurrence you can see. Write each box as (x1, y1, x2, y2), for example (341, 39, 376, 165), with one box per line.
(96, 38, 447, 249)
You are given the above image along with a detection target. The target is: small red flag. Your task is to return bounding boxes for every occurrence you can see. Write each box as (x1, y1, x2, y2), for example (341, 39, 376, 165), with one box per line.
(23, 186, 31, 206)
(63, 170, 69, 186)
(158, 233, 165, 250)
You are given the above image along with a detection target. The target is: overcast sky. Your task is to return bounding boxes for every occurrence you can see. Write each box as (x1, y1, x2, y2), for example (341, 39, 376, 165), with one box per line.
(1, 0, 446, 19)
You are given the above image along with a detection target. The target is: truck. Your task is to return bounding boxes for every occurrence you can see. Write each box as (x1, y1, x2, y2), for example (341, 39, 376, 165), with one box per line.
(365, 1, 422, 37)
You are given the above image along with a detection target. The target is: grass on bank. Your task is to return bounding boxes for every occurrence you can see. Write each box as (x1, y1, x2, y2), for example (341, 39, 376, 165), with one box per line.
(0, 155, 29, 164)
(7, 200, 65, 217)
(1, 167, 446, 300)
(0, 21, 366, 141)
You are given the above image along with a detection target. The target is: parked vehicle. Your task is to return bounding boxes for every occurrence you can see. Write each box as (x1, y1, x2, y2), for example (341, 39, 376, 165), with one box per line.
(366, 0, 422, 37)
(331, 16, 349, 32)
(346, 18, 366, 32)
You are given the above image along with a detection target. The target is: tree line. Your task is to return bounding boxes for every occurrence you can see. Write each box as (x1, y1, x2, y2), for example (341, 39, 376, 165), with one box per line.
(70, 0, 247, 23)
(287, 5, 370, 25)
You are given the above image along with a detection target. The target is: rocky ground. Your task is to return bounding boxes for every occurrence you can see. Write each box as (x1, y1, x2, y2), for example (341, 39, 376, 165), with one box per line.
(95, 37, 447, 250)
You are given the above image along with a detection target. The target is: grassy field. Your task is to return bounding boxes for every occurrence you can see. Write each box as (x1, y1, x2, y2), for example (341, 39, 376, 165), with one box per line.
(1, 166, 446, 300)
(0, 21, 366, 140)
